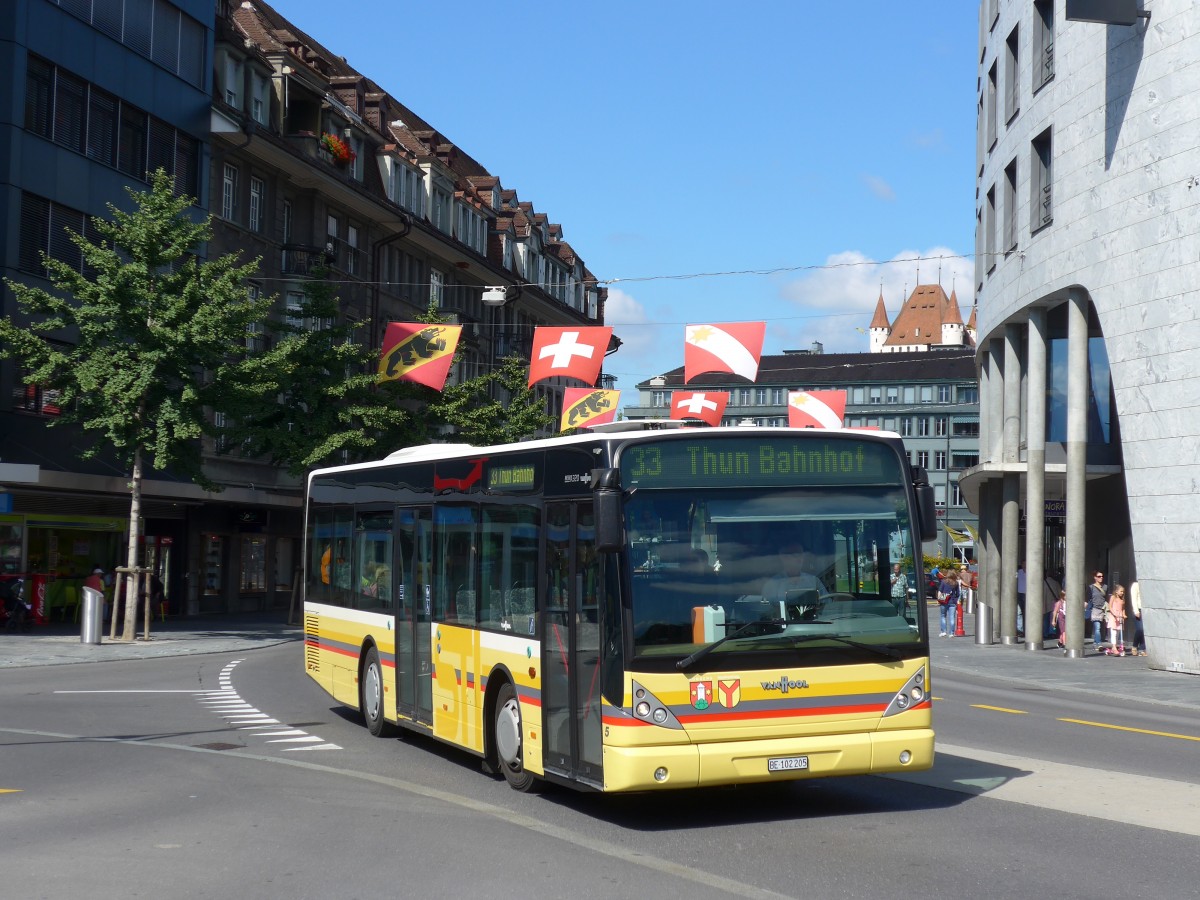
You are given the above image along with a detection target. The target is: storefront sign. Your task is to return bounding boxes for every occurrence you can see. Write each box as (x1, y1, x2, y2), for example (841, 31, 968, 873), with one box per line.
(1044, 500, 1066, 518)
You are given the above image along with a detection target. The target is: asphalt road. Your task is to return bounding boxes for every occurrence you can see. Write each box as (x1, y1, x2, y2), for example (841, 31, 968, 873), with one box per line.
(3, 643, 1198, 899)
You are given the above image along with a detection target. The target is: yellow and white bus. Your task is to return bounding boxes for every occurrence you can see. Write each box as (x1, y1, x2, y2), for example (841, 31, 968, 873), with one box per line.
(303, 422, 937, 792)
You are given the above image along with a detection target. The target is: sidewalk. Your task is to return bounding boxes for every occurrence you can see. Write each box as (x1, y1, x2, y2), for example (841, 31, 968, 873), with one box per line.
(0, 613, 302, 668)
(929, 604, 1200, 711)
(2, 607, 1196, 711)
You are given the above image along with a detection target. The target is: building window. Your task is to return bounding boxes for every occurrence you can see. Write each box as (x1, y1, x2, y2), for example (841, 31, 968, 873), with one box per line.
(938, 385, 952, 403)
(985, 184, 997, 273)
(12, 368, 62, 416)
(429, 268, 444, 306)
(903, 386, 915, 404)
(651, 390, 668, 408)
(920, 386, 933, 403)
(1033, 0, 1055, 91)
(852, 387, 865, 404)
(951, 482, 964, 507)
(935, 417, 948, 437)
(954, 421, 981, 437)
(736, 388, 753, 406)
(1003, 159, 1017, 253)
(883, 418, 896, 432)
(246, 285, 264, 351)
(1004, 24, 1020, 124)
(346, 224, 359, 275)
(869, 387, 881, 404)
(221, 164, 238, 221)
(958, 385, 979, 404)
(917, 451, 930, 469)
(918, 417, 930, 437)
(1031, 128, 1053, 231)
(886, 387, 899, 404)
(900, 418, 913, 437)
(935, 451, 947, 470)
(755, 387, 768, 406)
(249, 177, 264, 232)
(250, 72, 270, 126)
(986, 61, 998, 151)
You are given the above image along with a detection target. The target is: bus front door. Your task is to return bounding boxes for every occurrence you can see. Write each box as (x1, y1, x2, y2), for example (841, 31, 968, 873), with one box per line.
(542, 501, 603, 786)
(396, 507, 433, 726)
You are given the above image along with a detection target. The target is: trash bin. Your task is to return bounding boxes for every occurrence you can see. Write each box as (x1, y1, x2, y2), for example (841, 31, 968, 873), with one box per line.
(974, 600, 992, 645)
(81, 585, 103, 645)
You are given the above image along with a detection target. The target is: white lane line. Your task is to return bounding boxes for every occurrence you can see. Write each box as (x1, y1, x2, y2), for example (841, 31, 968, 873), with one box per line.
(282, 744, 342, 751)
(55, 690, 208, 694)
(265, 735, 325, 744)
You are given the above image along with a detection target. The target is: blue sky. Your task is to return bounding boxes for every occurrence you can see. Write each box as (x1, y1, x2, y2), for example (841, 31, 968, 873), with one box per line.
(278, 0, 980, 399)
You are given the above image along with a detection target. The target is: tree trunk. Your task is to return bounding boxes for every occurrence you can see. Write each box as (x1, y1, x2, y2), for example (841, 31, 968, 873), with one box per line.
(121, 445, 143, 641)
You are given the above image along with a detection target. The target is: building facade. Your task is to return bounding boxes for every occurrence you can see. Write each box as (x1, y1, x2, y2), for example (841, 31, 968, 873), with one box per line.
(625, 348, 980, 559)
(0, 0, 606, 618)
(966, 0, 1199, 671)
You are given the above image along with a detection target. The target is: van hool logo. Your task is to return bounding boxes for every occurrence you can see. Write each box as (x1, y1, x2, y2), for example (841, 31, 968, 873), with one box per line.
(760, 675, 810, 693)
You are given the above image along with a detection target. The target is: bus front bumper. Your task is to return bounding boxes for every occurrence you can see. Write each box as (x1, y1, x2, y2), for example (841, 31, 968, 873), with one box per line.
(601, 728, 935, 792)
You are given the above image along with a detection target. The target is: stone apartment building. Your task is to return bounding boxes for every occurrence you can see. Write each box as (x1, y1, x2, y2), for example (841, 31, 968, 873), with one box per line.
(0, 0, 606, 617)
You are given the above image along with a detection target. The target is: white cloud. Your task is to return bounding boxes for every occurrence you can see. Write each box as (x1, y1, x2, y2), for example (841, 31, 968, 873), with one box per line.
(603, 287, 681, 394)
(862, 174, 896, 201)
(774, 247, 974, 353)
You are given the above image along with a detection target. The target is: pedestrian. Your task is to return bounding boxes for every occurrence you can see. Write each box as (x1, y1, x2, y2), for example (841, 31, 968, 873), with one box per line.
(1051, 589, 1068, 653)
(1105, 584, 1127, 656)
(1016, 562, 1027, 637)
(1042, 568, 1062, 639)
(937, 569, 960, 637)
(890, 563, 909, 612)
(1129, 580, 1147, 657)
(1087, 571, 1107, 648)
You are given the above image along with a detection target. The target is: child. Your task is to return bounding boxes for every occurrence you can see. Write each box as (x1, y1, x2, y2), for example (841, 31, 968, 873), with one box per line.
(1105, 585, 1126, 656)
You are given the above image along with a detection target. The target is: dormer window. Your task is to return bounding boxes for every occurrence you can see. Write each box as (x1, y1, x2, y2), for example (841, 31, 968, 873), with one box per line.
(221, 52, 244, 108)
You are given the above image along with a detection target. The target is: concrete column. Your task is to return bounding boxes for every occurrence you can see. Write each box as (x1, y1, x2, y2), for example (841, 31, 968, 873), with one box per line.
(1000, 324, 1022, 644)
(980, 479, 1002, 643)
(1065, 290, 1089, 658)
(1025, 307, 1048, 652)
(986, 341, 1005, 465)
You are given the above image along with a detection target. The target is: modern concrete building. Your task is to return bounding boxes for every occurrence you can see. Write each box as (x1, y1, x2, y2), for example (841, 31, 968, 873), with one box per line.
(624, 347, 981, 559)
(965, 0, 1199, 672)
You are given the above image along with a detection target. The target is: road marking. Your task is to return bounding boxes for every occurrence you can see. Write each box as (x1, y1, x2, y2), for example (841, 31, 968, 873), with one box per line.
(0, 788, 22, 794)
(1059, 718, 1200, 743)
(887, 741, 1200, 838)
(55, 690, 208, 693)
(970, 704, 1027, 714)
(198, 660, 341, 752)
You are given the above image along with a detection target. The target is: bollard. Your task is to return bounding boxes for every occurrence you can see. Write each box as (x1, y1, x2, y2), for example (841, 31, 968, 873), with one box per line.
(974, 601, 993, 644)
(954, 599, 966, 637)
(80, 585, 103, 644)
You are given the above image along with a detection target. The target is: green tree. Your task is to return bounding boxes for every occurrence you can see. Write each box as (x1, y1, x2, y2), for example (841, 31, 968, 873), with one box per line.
(220, 273, 425, 474)
(436, 353, 556, 445)
(0, 170, 280, 640)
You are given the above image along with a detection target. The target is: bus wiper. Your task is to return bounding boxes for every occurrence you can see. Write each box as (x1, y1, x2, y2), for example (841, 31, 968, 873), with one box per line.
(768, 633, 904, 660)
(676, 618, 785, 671)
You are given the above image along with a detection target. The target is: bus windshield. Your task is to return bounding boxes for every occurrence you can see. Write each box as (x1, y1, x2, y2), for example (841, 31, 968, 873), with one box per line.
(624, 479, 922, 666)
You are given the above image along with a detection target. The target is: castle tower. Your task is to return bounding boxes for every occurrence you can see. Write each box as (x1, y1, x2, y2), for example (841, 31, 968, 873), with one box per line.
(869, 290, 891, 353)
(942, 289, 965, 346)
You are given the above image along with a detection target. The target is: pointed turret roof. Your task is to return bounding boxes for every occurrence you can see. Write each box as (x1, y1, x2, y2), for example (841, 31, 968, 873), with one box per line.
(870, 292, 891, 329)
(967, 305, 977, 329)
(945, 289, 964, 326)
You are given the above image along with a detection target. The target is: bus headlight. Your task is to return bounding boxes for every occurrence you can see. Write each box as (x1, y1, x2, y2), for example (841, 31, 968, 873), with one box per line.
(883, 666, 929, 717)
(635, 701, 651, 718)
(629, 681, 684, 730)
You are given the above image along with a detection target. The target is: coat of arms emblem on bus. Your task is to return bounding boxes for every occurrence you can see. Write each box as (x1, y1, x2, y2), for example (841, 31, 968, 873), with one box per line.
(690, 680, 713, 710)
(717, 679, 741, 708)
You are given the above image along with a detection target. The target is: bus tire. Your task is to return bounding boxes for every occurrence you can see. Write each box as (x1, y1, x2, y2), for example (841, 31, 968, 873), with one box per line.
(361, 645, 395, 737)
(494, 681, 540, 792)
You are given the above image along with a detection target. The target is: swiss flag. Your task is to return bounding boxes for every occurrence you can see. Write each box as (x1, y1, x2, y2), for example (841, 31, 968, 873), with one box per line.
(787, 390, 847, 429)
(670, 391, 728, 426)
(684, 322, 765, 383)
(378, 323, 461, 391)
(528, 326, 613, 386)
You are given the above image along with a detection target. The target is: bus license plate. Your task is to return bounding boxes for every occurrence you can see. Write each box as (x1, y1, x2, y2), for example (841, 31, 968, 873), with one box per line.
(768, 755, 809, 772)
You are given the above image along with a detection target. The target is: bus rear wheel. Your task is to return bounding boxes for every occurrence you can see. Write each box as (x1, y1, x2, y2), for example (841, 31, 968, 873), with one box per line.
(494, 682, 540, 792)
(361, 646, 395, 737)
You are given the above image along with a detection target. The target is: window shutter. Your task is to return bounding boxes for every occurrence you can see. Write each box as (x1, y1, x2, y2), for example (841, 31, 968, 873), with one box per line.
(19, 193, 50, 274)
(54, 70, 87, 153)
(148, 116, 175, 179)
(87, 88, 119, 166)
(24, 56, 53, 138)
(151, 0, 181, 73)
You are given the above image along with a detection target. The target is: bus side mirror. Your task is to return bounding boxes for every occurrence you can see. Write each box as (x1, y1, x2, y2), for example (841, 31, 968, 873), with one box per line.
(911, 465, 938, 543)
(592, 468, 624, 553)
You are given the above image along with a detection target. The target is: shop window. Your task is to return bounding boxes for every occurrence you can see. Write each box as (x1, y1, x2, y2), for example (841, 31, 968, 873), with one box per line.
(240, 536, 266, 592)
(203, 535, 223, 595)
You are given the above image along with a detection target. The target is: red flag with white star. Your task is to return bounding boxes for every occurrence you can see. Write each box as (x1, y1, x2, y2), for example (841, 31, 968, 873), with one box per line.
(787, 390, 847, 428)
(684, 322, 765, 383)
(560, 388, 620, 430)
(670, 391, 729, 426)
(527, 326, 613, 386)
(378, 323, 461, 391)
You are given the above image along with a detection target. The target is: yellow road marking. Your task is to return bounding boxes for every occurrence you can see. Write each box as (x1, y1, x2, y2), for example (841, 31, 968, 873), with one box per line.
(1059, 718, 1200, 743)
(0, 789, 22, 794)
(971, 704, 1027, 715)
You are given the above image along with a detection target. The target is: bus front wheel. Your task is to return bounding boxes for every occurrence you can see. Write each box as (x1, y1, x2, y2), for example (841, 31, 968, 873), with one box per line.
(494, 682, 540, 792)
(361, 646, 395, 737)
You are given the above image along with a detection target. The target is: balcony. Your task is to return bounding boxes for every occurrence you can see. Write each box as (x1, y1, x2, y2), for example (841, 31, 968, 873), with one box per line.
(280, 245, 333, 278)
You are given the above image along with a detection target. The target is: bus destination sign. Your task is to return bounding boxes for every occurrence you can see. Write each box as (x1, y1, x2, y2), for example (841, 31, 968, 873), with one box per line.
(620, 437, 901, 488)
